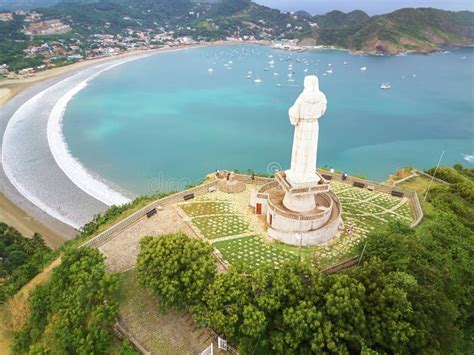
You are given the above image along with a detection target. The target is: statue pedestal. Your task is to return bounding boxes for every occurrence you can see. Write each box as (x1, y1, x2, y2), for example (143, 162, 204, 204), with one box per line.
(283, 193, 316, 212)
(249, 171, 343, 246)
(285, 170, 321, 188)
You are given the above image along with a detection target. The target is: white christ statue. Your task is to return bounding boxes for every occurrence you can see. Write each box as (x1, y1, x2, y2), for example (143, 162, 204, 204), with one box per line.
(285, 75, 327, 186)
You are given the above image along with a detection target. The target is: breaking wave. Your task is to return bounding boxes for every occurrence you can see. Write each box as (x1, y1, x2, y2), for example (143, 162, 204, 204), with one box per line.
(46, 58, 147, 207)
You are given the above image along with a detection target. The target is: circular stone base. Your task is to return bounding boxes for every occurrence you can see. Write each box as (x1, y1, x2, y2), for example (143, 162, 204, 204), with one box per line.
(218, 179, 245, 194)
(268, 217, 343, 246)
(264, 185, 343, 246)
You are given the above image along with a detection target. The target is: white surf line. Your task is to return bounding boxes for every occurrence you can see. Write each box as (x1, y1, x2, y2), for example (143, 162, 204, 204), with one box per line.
(1, 88, 82, 228)
(47, 57, 148, 207)
(1, 55, 148, 228)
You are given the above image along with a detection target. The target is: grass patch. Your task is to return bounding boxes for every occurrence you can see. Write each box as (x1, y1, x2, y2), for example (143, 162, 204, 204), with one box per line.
(398, 175, 442, 217)
(0, 305, 12, 353)
(214, 236, 298, 269)
(193, 215, 249, 239)
(180, 201, 234, 217)
(116, 270, 178, 354)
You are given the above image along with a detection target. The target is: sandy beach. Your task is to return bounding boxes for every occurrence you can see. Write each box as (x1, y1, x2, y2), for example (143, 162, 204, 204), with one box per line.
(0, 42, 237, 248)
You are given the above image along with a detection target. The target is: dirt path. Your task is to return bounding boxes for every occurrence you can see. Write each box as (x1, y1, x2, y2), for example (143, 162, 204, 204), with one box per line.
(0, 257, 61, 351)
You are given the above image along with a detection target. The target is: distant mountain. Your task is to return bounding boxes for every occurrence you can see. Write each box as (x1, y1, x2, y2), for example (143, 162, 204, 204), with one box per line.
(304, 8, 474, 54)
(294, 10, 312, 18)
(314, 10, 370, 28)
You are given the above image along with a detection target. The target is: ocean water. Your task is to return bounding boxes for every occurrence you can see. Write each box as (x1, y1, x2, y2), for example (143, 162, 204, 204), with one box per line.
(63, 44, 474, 196)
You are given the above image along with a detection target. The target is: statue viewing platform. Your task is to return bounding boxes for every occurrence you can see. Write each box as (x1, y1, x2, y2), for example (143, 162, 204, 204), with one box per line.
(250, 75, 344, 246)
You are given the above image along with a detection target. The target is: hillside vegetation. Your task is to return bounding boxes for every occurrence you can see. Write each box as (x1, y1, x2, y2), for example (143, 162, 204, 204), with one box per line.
(2, 0, 472, 55)
(304, 8, 474, 54)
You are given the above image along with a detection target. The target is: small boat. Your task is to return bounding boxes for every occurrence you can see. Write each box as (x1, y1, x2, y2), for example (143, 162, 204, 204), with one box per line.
(246, 74, 252, 79)
(273, 72, 279, 76)
(328, 63, 332, 67)
(326, 69, 333, 74)
(268, 60, 275, 65)
(277, 83, 282, 87)
(412, 74, 417, 78)
(208, 68, 214, 73)
(255, 76, 263, 84)
(288, 78, 295, 83)
(304, 68, 308, 73)
(360, 66, 367, 71)
(380, 82, 391, 90)
(264, 68, 269, 71)
(343, 61, 348, 65)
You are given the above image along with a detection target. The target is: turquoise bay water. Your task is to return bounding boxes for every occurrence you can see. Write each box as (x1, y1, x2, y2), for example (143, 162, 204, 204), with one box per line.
(63, 45, 474, 195)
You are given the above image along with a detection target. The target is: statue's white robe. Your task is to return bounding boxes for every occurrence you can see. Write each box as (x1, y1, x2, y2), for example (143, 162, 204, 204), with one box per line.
(286, 76, 327, 185)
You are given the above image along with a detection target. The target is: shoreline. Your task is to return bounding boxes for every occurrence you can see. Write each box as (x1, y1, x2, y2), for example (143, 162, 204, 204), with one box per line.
(0, 41, 239, 248)
(0, 41, 236, 105)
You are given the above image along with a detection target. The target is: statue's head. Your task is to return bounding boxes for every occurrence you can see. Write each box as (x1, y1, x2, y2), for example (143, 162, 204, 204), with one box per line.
(304, 75, 319, 93)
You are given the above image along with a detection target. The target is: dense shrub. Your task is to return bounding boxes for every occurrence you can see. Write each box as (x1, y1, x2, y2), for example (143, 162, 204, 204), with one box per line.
(137, 233, 217, 311)
(0, 223, 54, 302)
(12, 247, 118, 354)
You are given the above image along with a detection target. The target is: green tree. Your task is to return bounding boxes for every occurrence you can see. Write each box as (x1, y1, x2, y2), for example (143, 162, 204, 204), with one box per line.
(13, 247, 118, 354)
(0, 223, 53, 302)
(354, 259, 415, 353)
(137, 233, 216, 311)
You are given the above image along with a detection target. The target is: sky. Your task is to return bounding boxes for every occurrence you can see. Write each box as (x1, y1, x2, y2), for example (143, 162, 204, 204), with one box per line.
(254, 0, 474, 15)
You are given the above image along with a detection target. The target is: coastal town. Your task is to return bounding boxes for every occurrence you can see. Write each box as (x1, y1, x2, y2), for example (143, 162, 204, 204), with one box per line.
(0, 7, 313, 79)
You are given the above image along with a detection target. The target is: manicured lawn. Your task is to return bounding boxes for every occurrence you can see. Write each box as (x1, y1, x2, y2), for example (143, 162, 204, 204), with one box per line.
(337, 187, 377, 201)
(369, 194, 404, 210)
(192, 215, 249, 239)
(180, 202, 234, 217)
(214, 236, 298, 269)
(180, 182, 415, 269)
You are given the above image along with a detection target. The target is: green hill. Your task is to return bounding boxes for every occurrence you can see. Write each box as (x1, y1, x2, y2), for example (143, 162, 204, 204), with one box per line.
(305, 8, 474, 54)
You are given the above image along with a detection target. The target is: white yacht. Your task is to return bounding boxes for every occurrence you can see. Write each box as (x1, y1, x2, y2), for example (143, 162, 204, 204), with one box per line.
(380, 82, 391, 90)
(360, 66, 367, 71)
